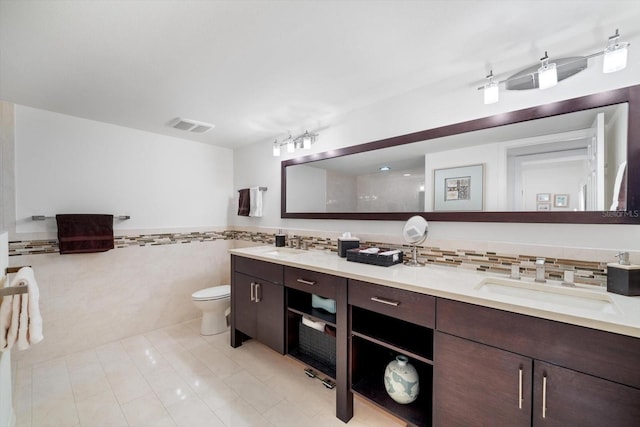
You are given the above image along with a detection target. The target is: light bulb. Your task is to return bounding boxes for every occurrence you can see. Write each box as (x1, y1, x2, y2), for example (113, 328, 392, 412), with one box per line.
(603, 42, 629, 73)
(287, 139, 295, 153)
(302, 132, 311, 149)
(538, 53, 557, 89)
(484, 81, 499, 104)
(272, 141, 280, 157)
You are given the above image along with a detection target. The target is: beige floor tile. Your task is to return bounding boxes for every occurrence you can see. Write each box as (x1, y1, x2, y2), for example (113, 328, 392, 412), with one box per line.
(13, 385, 32, 427)
(31, 394, 80, 427)
(212, 397, 273, 427)
(144, 365, 199, 407)
(144, 329, 186, 354)
(263, 399, 316, 427)
(120, 392, 177, 427)
(163, 348, 211, 377)
(108, 372, 152, 405)
(75, 389, 128, 427)
(68, 361, 112, 399)
(190, 343, 242, 379)
(223, 370, 284, 414)
(165, 397, 226, 427)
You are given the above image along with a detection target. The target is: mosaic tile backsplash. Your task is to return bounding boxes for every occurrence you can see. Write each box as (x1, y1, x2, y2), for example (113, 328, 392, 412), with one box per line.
(9, 229, 608, 286)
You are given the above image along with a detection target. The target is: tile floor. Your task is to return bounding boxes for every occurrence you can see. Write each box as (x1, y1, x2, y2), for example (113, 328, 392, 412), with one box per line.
(13, 319, 404, 426)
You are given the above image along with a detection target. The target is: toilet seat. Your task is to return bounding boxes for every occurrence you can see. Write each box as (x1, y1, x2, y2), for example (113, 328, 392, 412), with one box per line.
(192, 285, 230, 301)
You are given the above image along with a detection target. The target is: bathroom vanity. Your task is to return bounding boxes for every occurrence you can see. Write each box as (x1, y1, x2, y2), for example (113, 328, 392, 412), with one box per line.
(229, 246, 640, 426)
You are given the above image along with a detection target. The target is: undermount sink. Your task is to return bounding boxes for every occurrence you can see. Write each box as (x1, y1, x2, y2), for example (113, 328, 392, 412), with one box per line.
(475, 277, 621, 315)
(259, 247, 307, 258)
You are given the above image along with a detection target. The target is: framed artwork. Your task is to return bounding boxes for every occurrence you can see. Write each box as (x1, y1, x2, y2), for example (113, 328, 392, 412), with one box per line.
(537, 203, 551, 211)
(536, 193, 551, 203)
(434, 164, 484, 211)
(554, 194, 569, 208)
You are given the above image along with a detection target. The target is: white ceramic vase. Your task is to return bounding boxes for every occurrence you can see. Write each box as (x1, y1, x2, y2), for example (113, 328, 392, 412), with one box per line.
(384, 355, 419, 404)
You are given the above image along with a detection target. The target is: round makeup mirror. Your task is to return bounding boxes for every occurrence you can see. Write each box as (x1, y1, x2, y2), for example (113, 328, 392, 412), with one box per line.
(402, 215, 428, 267)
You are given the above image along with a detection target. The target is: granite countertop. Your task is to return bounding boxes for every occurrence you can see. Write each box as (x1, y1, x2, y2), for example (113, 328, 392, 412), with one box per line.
(229, 246, 640, 339)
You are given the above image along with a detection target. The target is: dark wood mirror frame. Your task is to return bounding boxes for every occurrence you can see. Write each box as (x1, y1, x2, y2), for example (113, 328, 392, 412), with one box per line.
(282, 84, 640, 224)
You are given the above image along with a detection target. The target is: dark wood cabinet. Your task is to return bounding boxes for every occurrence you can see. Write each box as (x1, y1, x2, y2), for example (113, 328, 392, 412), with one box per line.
(532, 361, 640, 427)
(231, 256, 284, 354)
(433, 332, 531, 427)
(230, 254, 640, 427)
(434, 299, 640, 427)
(349, 280, 435, 427)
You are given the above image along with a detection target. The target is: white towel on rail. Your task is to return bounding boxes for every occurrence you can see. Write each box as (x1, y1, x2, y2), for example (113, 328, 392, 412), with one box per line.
(249, 187, 263, 217)
(0, 267, 43, 352)
(0, 278, 17, 351)
(15, 267, 43, 350)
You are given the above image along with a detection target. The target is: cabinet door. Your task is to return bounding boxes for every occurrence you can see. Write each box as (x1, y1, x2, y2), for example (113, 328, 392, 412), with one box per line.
(233, 272, 258, 338)
(533, 361, 640, 427)
(255, 280, 284, 354)
(433, 332, 531, 427)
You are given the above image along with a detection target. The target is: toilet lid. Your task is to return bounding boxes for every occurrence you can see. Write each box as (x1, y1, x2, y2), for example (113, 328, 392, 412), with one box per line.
(192, 285, 230, 300)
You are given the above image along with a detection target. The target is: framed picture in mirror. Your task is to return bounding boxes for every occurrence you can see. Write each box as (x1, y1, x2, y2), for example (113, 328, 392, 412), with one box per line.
(434, 164, 484, 211)
(554, 194, 570, 208)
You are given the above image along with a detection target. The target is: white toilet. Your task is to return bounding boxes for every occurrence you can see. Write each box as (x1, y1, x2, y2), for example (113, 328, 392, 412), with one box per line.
(191, 285, 231, 335)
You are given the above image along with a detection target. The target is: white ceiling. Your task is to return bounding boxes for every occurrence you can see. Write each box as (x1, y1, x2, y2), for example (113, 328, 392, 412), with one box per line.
(1, 0, 639, 149)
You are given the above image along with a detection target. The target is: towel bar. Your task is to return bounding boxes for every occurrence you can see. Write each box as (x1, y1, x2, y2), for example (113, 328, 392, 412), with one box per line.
(237, 187, 267, 192)
(0, 286, 28, 297)
(32, 215, 130, 221)
(1, 266, 31, 296)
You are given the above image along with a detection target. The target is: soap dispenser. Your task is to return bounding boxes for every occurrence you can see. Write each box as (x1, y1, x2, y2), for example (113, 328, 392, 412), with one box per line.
(607, 252, 640, 296)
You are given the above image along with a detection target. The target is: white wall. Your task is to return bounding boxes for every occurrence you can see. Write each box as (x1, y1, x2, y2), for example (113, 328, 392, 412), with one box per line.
(14, 106, 233, 236)
(232, 31, 640, 252)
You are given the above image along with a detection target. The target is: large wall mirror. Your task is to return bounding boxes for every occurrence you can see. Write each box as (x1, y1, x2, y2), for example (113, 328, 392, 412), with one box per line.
(282, 85, 640, 223)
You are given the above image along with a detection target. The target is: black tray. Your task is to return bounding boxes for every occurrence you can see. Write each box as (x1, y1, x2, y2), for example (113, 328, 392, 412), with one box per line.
(346, 248, 403, 267)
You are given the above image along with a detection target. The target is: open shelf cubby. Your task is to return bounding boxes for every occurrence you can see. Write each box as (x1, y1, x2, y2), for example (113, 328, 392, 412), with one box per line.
(286, 310, 337, 380)
(351, 306, 433, 362)
(351, 336, 432, 427)
(287, 288, 337, 326)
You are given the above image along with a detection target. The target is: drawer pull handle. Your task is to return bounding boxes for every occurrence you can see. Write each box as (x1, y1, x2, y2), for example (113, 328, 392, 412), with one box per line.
(250, 282, 256, 302)
(518, 367, 523, 409)
(255, 283, 261, 303)
(542, 374, 547, 419)
(370, 296, 400, 307)
(296, 278, 316, 286)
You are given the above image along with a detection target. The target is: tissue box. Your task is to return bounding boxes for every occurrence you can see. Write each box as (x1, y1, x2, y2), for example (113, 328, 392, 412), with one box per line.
(607, 263, 640, 296)
(338, 238, 360, 257)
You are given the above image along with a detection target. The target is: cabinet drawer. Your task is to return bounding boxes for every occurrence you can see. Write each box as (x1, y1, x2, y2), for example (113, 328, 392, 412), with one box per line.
(284, 266, 345, 299)
(437, 298, 640, 389)
(349, 279, 435, 328)
(233, 255, 283, 285)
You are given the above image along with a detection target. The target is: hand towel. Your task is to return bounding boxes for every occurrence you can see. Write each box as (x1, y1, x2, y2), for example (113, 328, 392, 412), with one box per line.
(0, 292, 15, 352)
(56, 214, 114, 254)
(237, 189, 250, 216)
(249, 187, 263, 217)
(12, 267, 43, 350)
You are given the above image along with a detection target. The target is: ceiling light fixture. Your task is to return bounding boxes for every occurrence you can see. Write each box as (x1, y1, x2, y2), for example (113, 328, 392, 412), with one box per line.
(271, 130, 319, 157)
(478, 29, 631, 102)
(379, 166, 391, 172)
(537, 51, 558, 89)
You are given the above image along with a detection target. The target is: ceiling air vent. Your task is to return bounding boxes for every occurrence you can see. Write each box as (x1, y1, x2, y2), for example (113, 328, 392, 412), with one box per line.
(170, 118, 215, 133)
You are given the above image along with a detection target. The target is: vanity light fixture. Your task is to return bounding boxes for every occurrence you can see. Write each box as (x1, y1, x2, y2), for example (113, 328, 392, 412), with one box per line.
(478, 29, 631, 103)
(271, 130, 320, 157)
(483, 70, 499, 104)
(537, 52, 558, 89)
(603, 29, 629, 73)
(380, 166, 391, 172)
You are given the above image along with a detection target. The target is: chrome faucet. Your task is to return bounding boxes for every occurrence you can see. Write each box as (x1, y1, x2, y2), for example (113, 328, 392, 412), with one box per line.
(535, 257, 546, 283)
